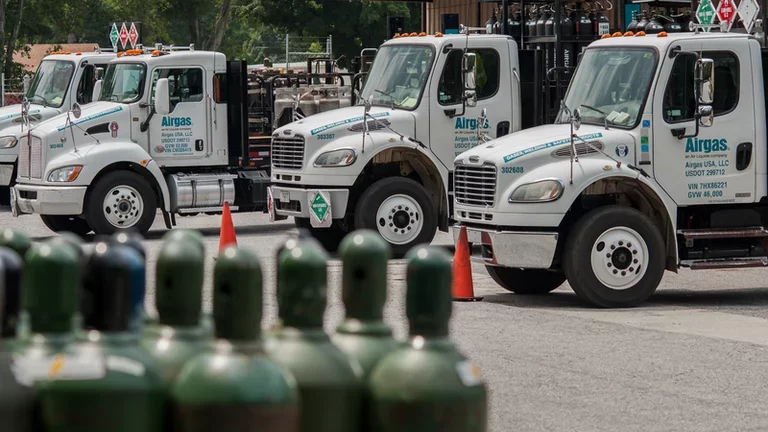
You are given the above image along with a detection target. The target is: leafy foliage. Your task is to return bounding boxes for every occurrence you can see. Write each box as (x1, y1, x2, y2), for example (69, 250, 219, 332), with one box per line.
(0, 0, 424, 78)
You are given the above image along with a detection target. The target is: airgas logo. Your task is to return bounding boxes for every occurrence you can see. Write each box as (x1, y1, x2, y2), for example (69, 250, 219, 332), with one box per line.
(455, 117, 489, 130)
(161, 116, 192, 127)
(685, 137, 728, 153)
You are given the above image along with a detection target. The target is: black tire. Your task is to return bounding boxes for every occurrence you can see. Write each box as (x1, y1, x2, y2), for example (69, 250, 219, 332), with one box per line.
(563, 206, 666, 308)
(354, 177, 437, 258)
(40, 215, 92, 237)
(85, 171, 157, 236)
(293, 217, 349, 253)
(486, 266, 566, 295)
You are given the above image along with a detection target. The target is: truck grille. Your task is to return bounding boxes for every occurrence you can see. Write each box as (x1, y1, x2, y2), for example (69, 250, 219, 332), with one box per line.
(271, 135, 305, 169)
(454, 164, 497, 206)
(17, 135, 43, 179)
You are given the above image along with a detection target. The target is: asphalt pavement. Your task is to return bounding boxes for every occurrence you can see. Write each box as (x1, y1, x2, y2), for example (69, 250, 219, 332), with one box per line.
(4, 208, 768, 431)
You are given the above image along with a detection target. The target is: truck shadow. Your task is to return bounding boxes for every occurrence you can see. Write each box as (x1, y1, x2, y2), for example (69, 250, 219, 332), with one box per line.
(481, 287, 768, 310)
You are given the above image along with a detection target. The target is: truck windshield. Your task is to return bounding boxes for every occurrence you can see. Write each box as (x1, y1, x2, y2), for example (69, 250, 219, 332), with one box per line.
(99, 63, 146, 104)
(25, 60, 75, 108)
(358, 45, 435, 110)
(557, 48, 657, 128)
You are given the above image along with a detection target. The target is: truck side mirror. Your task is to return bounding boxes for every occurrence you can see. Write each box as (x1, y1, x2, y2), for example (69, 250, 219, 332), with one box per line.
(95, 67, 105, 81)
(91, 80, 103, 102)
(155, 78, 171, 115)
(463, 52, 478, 107)
(698, 105, 714, 127)
(696, 58, 714, 105)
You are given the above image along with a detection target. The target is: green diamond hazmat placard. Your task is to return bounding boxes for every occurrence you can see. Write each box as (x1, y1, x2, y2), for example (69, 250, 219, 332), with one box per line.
(308, 190, 332, 227)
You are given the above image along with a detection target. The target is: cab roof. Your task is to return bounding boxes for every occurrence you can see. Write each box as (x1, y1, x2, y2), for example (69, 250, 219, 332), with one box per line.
(382, 32, 513, 49)
(43, 51, 117, 63)
(589, 31, 754, 50)
(109, 49, 227, 73)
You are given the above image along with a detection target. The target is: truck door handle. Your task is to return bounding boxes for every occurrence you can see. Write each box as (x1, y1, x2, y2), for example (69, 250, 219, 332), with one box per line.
(497, 121, 510, 137)
(736, 142, 752, 171)
(671, 128, 686, 139)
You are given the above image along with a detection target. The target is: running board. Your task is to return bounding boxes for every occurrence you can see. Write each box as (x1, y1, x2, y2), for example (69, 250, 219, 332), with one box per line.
(677, 227, 768, 240)
(680, 257, 768, 270)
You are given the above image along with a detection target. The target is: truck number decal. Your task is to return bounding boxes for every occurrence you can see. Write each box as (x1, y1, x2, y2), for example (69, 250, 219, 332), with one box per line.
(317, 133, 335, 140)
(687, 182, 727, 199)
(501, 166, 524, 174)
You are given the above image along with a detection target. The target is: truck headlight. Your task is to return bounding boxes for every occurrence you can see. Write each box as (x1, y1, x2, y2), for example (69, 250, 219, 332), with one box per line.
(47, 165, 83, 182)
(314, 149, 357, 167)
(509, 179, 564, 203)
(0, 136, 17, 148)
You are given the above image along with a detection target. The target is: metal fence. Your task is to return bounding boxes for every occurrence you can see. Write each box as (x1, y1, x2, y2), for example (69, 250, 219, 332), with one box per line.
(1, 73, 29, 107)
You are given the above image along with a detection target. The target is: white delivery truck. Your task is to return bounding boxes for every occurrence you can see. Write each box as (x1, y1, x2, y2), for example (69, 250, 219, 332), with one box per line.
(9, 45, 278, 235)
(453, 28, 768, 307)
(0, 49, 116, 205)
(266, 29, 571, 256)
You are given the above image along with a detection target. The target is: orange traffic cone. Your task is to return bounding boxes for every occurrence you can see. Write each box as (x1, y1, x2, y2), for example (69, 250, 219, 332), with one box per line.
(452, 226, 483, 302)
(218, 201, 237, 253)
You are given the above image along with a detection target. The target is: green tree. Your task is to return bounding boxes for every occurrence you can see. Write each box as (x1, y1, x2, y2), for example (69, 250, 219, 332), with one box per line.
(245, 0, 422, 69)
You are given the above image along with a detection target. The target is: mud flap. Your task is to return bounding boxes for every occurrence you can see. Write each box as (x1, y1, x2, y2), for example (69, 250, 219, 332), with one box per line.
(267, 186, 287, 222)
(9, 186, 18, 218)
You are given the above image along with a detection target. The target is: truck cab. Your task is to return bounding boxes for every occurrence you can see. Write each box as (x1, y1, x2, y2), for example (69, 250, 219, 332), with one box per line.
(10, 46, 253, 235)
(454, 30, 768, 307)
(0, 49, 115, 205)
(267, 32, 528, 255)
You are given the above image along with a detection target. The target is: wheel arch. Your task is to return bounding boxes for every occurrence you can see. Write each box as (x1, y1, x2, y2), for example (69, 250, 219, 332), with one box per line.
(85, 161, 170, 212)
(560, 175, 678, 272)
(351, 146, 449, 231)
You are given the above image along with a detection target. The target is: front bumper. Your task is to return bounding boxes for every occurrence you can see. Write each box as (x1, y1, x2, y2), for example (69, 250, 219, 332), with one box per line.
(452, 224, 559, 269)
(11, 184, 87, 216)
(268, 184, 350, 225)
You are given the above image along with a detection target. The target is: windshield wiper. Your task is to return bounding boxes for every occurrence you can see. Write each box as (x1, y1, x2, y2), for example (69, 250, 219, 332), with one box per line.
(28, 95, 48, 108)
(579, 104, 615, 130)
(374, 89, 402, 110)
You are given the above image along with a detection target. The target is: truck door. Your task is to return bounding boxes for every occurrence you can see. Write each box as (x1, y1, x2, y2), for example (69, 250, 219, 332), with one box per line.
(148, 67, 210, 165)
(429, 41, 513, 168)
(652, 40, 756, 205)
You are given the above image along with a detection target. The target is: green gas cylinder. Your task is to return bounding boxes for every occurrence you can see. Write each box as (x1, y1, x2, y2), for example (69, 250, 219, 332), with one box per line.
(0, 247, 24, 342)
(0, 250, 36, 432)
(37, 242, 166, 432)
(0, 229, 34, 260)
(12, 240, 79, 357)
(141, 238, 208, 384)
(332, 230, 397, 378)
(159, 229, 212, 333)
(172, 246, 300, 431)
(162, 229, 205, 250)
(368, 246, 488, 432)
(267, 238, 363, 432)
(49, 232, 91, 332)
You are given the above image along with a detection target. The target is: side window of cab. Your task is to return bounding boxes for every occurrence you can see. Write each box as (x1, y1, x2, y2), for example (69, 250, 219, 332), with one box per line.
(663, 52, 739, 123)
(76, 65, 95, 105)
(150, 68, 204, 112)
(438, 49, 500, 105)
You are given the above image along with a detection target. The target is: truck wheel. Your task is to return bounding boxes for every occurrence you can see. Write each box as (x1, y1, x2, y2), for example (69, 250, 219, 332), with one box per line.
(485, 266, 566, 295)
(293, 217, 349, 253)
(40, 215, 92, 237)
(354, 177, 437, 257)
(563, 206, 665, 308)
(85, 171, 157, 236)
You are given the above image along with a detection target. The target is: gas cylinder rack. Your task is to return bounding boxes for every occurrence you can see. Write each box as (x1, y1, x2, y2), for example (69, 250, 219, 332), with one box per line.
(479, 0, 610, 124)
(625, 0, 693, 33)
(243, 69, 356, 170)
